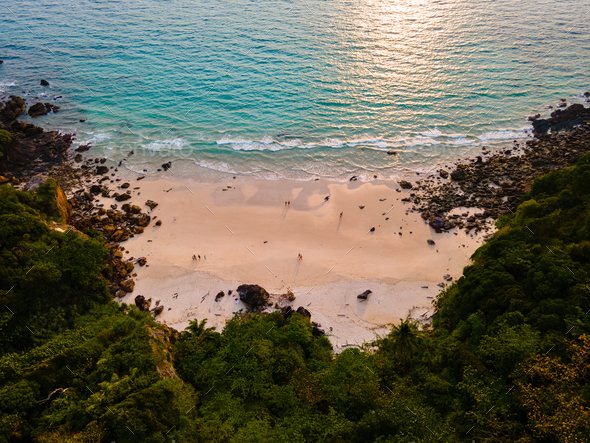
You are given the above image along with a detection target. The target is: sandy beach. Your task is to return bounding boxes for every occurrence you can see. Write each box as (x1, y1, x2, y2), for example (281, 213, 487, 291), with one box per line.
(111, 176, 486, 350)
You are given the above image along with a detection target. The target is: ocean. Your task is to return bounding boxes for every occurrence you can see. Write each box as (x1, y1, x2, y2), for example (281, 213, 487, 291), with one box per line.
(1, 0, 589, 182)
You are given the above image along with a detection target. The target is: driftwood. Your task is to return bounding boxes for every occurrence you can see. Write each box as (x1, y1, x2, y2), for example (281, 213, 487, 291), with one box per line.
(37, 387, 68, 404)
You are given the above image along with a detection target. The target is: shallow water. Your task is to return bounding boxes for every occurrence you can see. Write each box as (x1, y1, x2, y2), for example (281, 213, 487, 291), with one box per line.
(1, 0, 589, 181)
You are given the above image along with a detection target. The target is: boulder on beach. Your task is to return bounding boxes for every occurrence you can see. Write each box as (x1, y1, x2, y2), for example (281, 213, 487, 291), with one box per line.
(137, 257, 147, 266)
(427, 239, 435, 245)
(152, 305, 164, 316)
(215, 291, 225, 302)
(120, 279, 135, 293)
(357, 290, 372, 300)
(429, 216, 444, 231)
(439, 169, 449, 179)
(40, 79, 49, 86)
(135, 295, 151, 311)
(115, 193, 131, 202)
(146, 199, 158, 210)
(399, 180, 413, 189)
(296, 306, 311, 318)
(237, 284, 270, 307)
(95, 165, 109, 175)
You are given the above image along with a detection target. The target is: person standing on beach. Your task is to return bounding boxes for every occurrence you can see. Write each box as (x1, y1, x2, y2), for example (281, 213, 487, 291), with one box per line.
(340, 212, 343, 218)
(198, 255, 201, 260)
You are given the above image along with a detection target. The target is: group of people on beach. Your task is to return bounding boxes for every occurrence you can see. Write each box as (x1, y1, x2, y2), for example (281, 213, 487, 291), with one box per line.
(284, 201, 291, 206)
(192, 255, 205, 260)
(298, 253, 303, 260)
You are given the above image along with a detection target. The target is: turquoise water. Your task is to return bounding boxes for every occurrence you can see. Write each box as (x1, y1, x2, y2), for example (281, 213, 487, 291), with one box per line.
(1, 0, 589, 181)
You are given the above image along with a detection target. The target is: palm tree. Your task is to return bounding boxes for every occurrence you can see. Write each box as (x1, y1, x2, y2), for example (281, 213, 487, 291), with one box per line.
(384, 319, 422, 369)
(187, 318, 217, 342)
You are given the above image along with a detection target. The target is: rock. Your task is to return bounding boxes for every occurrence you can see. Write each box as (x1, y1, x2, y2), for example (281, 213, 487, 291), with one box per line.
(369, 227, 375, 232)
(439, 169, 449, 179)
(427, 239, 435, 245)
(134, 295, 151, 311)
(74, 154, 83, 162)
(25, 174, 46, 191)
(137, 257, 147, 266)
(152, 305, 164, 316)
(349, 175, 359, 182)
(146, 199, 158, 210)
(215, 291, 225, 302)
(359, 205, 365, 209)
(28, 102, 48, 117)
(357, 289, 372, 300)
(129, 205, 141, 214)
(437, 283, 446, 288)
(75, 143, 91, 152)
(387, 150, 397, 155)
(111, 230, 129, 242)
(120, 279, 135, 293)
(96, 165, 109, 175)
(89, 184, 104, 194)
(399, 180, 413, 189)
(136, 214, 151, 227)
(137, 176, 145, 181)
(311, 322, 325, 337)
(79, 119, 86, 122)
(161, 161, 172, 171)
(115, 193, 131, 202)
(55, 183, 72, 223)
(296, 306, 311, 318)
(40, 79, 50, 86)
(121, 182, 130, 189)
(285, 289, 295, 301)
(450, 168, 468, 181)
(429, 216, 444, 230)
(0, 96, 25, 122)
(155, 220, 162, 226)
(237, 284, 270, 307)
(443, 274, 453, 282)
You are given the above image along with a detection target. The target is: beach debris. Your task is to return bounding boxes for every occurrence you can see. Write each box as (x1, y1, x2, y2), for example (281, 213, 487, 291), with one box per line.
(215, 291, 225, 302)
(201, 292, 209, 303)
(134, 295, 151, 311)
(399, 180, 413, 189)
(359, 205, 365, 209)
(237, 284, 270, 307)
(427, 239, 435, 245)
(357, 289, 372, 300)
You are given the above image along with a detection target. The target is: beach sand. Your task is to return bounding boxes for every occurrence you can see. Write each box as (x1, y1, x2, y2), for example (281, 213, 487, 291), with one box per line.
(111, 176, 486, 350)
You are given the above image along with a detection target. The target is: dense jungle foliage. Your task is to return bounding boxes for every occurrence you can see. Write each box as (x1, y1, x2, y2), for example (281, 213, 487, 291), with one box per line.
(0, 153, 589, 442)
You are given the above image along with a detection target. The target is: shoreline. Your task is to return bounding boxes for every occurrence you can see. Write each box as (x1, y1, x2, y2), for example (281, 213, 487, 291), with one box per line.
(2, 93, 590, 350)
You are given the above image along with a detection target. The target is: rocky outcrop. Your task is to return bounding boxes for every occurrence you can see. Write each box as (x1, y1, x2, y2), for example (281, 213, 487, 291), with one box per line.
(237, 284, 270, 307)
(28, 102, 48, 117)
(120, 279, 135, 293)
(0, 96, 25, 123)
(296, 306, 311, 318)
(531, 103, 590, 136)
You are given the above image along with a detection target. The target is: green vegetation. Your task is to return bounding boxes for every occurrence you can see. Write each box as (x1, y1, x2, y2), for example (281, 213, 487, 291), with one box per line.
(0, 129, 11, 158)
(1, 153, 589, 442)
